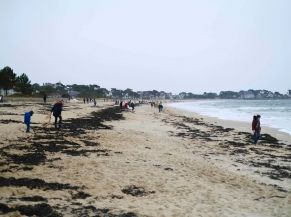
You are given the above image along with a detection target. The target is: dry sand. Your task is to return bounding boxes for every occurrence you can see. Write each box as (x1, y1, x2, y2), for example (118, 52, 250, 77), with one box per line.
(0, 100, 290, 217)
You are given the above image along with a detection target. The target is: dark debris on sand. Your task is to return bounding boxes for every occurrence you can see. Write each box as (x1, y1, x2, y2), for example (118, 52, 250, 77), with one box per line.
(71, 191, 91, 199)
(62, 106, 124, 136)
(19, 196, 48, 202)
(62, 148, 110, 157)
(0, 106, 123, 170)
(0, 202, 62, 217)
(0, 119, 23, 124)
(71, 205, 138, 217)
(0, 177, 79, 190)
(122, 185, 155, 197)
(4, 152, 46, 165)
(249, 161, 291, 180)
(0, 106, 141, 216)
(0, 103, 34, 108)
(0, 111, 20, 115)
(159, 113, 291, 188)
(0, 104, 15, 107)
(81, 139, 100, 146)
(260, 134, 279, 144)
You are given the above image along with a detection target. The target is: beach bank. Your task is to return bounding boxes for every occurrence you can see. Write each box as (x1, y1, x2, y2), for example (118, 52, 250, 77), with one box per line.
(0, 101, 290, 216)
(166, 104, 291, 144)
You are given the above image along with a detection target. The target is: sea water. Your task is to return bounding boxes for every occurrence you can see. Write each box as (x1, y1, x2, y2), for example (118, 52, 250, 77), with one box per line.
(168, 99, 291, 135)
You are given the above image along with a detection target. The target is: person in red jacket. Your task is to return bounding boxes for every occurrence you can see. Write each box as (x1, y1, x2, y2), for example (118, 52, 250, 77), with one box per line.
(252, 115, 261, 144)
(252, 115, 257, 132)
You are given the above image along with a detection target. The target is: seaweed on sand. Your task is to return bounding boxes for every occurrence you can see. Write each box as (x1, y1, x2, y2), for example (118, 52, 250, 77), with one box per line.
(122, 185, 155, 197)
(0, 203, 62, 217)
(0, 177, 79, 190)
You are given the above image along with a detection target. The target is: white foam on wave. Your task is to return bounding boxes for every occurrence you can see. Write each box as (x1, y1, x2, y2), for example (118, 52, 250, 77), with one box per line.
(279, 128, 291, 135)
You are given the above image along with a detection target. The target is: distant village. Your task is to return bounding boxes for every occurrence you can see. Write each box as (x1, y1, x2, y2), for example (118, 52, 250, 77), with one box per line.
(1, 81, 290, 101)
(0, 66, 291, 100)
(178, 89, 291, 100)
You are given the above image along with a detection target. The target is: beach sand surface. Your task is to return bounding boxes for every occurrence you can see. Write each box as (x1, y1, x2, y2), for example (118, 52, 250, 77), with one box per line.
(0, 100, 290, 216)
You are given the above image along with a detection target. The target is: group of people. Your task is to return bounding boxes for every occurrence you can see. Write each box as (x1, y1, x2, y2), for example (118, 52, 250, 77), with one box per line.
(119, 100, 135, 111)
(83, 97, 97, 106)
(24, 97, 142, 132)
(24, 97, 263, 145)
(150, 101, 164, 112)
(24, 100, 64, 132)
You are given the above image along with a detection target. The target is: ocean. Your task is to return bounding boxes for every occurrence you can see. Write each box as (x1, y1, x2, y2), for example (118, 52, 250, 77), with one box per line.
(168, 99, 291, 135)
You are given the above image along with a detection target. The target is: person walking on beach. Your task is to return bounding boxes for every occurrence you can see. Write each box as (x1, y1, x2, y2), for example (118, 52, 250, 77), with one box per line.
(124, 102, 129, 110)
(24, 110, 34, 132)
(93, 98, 96, 107)
(158, 102, 163, 112)
(252, 115, 261, 144)
(131, 101, 135, 111)
(43, 94, 47, 103)
(51, 100, 63, 129)
(252, 115, 257, 140)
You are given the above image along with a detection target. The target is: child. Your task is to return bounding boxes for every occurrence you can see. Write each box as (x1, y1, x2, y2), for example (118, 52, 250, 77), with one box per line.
(24, 111, 34, 132)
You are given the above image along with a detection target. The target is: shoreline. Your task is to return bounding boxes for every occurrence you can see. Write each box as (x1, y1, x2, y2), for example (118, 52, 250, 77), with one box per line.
(167, 102, 291, 144)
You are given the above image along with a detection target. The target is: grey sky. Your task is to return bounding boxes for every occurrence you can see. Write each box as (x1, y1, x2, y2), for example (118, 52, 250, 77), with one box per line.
(1, 0, 290, 94)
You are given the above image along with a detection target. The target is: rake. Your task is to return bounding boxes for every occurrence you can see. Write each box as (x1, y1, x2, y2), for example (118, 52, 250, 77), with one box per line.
(42, 112, 52, 127)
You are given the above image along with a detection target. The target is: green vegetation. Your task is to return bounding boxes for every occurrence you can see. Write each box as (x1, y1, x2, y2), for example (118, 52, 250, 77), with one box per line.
(0, 66, 17, 95)
(15, 73, 33, 95)
(0, 66, 135, 99)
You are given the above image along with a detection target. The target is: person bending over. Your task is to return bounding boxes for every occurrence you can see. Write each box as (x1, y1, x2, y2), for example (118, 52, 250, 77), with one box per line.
(51, 100, 63, 129)
(24, 110, 34, 132)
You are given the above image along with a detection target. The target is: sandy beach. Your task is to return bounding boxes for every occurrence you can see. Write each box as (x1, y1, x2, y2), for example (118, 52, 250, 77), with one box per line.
(0, 100, 290, 217)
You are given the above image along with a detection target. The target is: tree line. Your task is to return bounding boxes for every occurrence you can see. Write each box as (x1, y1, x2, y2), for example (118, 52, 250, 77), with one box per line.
(1, 66, 290, 99)
(0, 66, 165, 99)
(0, 66, 109, 98)
(0, 66, 32, 95)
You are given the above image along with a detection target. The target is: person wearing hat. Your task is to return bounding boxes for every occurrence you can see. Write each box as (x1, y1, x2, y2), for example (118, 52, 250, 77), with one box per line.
(24, 110, 34, 132)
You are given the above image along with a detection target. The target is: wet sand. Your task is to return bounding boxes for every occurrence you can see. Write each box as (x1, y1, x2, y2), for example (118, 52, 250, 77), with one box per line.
(0, 100, 290, 216)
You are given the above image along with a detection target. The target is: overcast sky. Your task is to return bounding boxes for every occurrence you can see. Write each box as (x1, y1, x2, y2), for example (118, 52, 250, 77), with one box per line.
(0, 0, 290, 94)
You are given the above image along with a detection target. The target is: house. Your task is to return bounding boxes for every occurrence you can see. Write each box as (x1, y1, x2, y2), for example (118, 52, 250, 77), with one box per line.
(179, 92, 186, 99)
(239, 90, 255, 99)
(68, 90, 80, 97)
(0, 89, 17, 96)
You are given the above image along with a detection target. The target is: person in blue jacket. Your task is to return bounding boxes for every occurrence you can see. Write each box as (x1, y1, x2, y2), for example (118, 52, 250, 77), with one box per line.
(24, 111, 34, 132)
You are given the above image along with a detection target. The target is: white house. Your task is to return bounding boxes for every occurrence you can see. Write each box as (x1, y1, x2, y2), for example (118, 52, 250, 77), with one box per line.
(0, 89, 17, 96)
